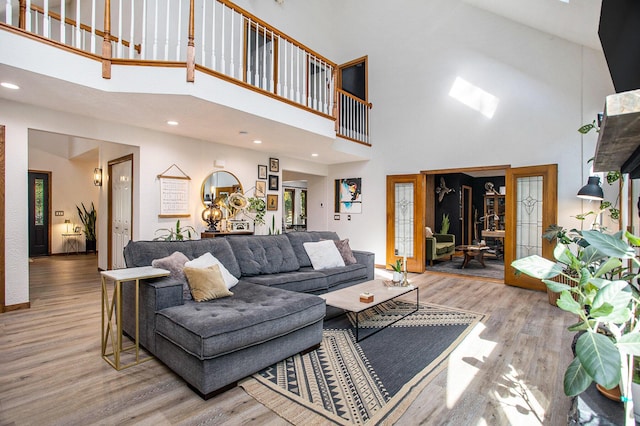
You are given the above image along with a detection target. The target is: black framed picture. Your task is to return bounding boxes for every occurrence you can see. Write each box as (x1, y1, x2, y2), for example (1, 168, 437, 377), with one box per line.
(258, 164, 267, 179)
(269, 157, 279, 173)
(269, 174, 279, 191)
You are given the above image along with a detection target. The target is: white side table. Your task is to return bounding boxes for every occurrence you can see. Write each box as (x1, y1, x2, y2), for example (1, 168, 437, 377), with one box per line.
(62, 232, 82, 254)
(101, 266, 170, 370)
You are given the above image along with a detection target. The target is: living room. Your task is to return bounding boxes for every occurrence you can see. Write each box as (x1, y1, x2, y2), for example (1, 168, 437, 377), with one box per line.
(2, 0, 638, 424)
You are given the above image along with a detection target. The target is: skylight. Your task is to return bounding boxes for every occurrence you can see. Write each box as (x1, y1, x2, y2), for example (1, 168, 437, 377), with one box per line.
(448, 76, 499, 119)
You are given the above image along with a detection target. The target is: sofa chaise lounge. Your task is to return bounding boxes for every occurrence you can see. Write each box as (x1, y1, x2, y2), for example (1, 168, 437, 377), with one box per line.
(121, 231, 374, 398)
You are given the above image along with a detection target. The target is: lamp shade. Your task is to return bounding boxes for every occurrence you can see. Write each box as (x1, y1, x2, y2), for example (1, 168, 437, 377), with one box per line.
(577, 176, 604, 200)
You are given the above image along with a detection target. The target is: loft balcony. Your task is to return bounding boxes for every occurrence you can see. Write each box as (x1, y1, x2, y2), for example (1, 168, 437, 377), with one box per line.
(0, 0, 372, 163)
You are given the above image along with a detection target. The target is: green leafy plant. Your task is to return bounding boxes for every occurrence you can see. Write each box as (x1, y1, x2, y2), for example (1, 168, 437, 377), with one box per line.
(76, 202, 97, 241)
(578, 121, 622, 222)
(389, 259, 402, 272)
(512, 228, 640, 424)
(440, 213, 450, 234)
(246, 197, 266, 225)
(268, 215, 280, 235)
(154, 220, 196, 241)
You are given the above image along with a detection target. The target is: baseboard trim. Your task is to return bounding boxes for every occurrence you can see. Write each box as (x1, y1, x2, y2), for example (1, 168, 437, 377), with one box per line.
(3, 302, 30, 312)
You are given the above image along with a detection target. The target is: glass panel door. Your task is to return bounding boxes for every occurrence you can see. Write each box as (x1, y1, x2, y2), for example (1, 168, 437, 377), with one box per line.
(386, 174, 425, 273)
(504, 165, 557, 290)
(394, 183, 414, 259)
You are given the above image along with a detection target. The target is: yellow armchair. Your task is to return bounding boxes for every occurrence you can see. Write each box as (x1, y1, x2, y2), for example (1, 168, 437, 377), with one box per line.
(426, 233, 455, 266)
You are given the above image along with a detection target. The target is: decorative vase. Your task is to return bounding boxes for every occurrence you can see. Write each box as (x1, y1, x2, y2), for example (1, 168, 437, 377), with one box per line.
(392, 271, 402, 283)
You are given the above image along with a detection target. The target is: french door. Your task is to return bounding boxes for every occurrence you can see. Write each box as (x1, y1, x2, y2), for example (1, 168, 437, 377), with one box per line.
(386, 174, 426, 273)
(504, 164, 558, 290)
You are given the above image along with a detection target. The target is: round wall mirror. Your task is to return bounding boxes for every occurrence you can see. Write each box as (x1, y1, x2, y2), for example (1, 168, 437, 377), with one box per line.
(201, 171, 243, 206)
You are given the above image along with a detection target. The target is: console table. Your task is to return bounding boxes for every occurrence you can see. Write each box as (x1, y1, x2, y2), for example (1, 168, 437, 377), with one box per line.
(101, 266, 170, 370)
(62, 232, 82, 254)
(201, 231, 253, 238)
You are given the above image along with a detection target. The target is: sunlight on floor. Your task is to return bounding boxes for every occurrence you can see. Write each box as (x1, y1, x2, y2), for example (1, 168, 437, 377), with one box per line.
(446, 322, 496, 407)
(493, 364, 546, 425)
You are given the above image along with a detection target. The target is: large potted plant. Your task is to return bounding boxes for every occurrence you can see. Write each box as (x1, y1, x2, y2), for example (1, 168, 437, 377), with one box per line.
(76, 202, 97, 252)
(512, 228, 640, 425)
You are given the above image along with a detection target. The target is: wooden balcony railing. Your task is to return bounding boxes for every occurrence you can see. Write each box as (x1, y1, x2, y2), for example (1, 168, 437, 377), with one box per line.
(1, 0, 371, 145)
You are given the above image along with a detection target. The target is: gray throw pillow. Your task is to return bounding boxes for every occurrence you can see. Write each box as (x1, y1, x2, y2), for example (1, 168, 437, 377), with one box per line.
(334, 239, 357, 265)
(151, 251, 190, 300)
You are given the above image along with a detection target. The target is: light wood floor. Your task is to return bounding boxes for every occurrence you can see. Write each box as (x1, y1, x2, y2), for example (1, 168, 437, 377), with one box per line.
(0, 255, 574, 425)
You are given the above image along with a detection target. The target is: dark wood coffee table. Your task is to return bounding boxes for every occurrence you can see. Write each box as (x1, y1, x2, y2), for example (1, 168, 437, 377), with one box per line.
(456, 245, 491, 268)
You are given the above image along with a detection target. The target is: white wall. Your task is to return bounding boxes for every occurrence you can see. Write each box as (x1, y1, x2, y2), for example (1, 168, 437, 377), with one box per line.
(320, 1, 615, 263)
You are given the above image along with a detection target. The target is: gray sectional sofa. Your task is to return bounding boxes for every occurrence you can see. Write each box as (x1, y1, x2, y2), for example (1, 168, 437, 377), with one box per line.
(121, 231, 374, 398)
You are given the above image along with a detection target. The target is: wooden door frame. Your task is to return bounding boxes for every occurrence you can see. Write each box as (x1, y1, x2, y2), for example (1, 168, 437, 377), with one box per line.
(28, 170, 52, 256)
(0, 125, 4, 313)
(107, 154, 134, 270)
(338, 55, 368, 102)
(461, 185, 473, 245)
(504, 164, 558, 291)
(386, 174, 426, 273)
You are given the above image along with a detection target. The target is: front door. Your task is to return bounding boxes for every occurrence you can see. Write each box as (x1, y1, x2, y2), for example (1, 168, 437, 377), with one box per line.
(28, 171, 50, 257)
(386, 174, 426, 273)
(504, 164, 558, 291)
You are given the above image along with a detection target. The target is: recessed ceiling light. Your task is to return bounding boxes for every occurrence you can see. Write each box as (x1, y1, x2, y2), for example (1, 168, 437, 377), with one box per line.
(1, 82, 20, 90)
(167, 120, 179, 126)
(239, 130, 249, 135)
(253, 140, 262, 144)
(311, 153, 319, 157)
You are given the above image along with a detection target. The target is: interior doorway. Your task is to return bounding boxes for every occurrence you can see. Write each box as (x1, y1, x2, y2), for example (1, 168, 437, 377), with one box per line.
(422, 166, 508, 281)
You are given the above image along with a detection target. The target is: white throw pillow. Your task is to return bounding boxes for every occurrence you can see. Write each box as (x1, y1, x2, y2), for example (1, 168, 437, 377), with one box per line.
(185, 252, 239, 289)
(303, 240, 346, 270)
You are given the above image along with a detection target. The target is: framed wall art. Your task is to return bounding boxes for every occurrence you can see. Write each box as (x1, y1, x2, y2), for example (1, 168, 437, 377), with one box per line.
(267, 194, 278, 211)
(157, 164, 191, 218)
(255, 180, 266, 198)
(269, 174, 279, 191)
(335, 177, 362, 214)
(258, 164, 267, 179)
(269, 157, 279, 172)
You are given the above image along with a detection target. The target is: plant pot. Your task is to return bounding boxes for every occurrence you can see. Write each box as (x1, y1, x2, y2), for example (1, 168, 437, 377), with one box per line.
(85, 239, 97, 253)
(632, 383, 640, 422)
(392, 271, 402, 283)
(547, 273, 579, 306)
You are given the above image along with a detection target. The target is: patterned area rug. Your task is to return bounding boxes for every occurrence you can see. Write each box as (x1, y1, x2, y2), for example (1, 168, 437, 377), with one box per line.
(240, 301, 484, 425)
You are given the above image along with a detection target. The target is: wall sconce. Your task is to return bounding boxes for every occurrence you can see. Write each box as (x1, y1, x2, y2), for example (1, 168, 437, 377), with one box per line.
(577, 176, 604, 200)
(93, 168, 103, 186)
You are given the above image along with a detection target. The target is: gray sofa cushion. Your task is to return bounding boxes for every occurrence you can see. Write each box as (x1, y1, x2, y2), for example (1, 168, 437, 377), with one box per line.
(285, 231, 340, 267)
(123, 238, 241, 278)
(155, 281, 325, 359)
(226, 235, 300, 276)
(301, 263, 368, 288)
(242, 270, 328, 293)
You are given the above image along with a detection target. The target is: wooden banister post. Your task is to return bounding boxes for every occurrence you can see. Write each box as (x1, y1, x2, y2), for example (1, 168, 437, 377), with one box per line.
(19, 0, 26, 29)
(102, 0, 112, 79)
(333, 67, 339, 132)
(186, 0, 195, 82)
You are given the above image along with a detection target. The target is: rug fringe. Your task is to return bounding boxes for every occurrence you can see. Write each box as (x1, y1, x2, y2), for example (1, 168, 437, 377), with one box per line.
(239, 377, 348, 425)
